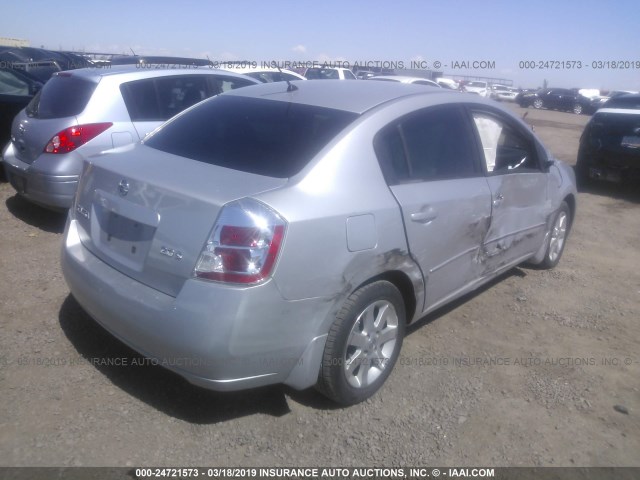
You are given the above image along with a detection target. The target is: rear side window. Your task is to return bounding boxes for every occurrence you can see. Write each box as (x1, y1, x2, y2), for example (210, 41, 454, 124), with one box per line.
(206, 75, 255, 95)
(245, 71, 301, 83)
(145, 95, 359, 178)
(121, 75, 255, 121)
(305, 68, 339, 80)
(25, 75, 96, 118)
(342, 70, 357, 80)
(374, 105, 480, 184)
(120, 75, 208, 121)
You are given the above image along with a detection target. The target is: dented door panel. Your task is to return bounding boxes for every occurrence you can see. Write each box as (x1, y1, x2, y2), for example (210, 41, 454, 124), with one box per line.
(390, 177, 492, 309)
(481, 172, 548, 272)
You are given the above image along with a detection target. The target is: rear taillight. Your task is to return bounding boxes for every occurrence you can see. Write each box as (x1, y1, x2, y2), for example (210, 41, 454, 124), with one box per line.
(195, 199, 286, 284)
(44, 122, 112, 154)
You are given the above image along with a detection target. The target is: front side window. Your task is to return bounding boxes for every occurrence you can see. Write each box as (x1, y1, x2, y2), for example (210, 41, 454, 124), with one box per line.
(375, 105, 480, 184)
(472, 112, 540, 173)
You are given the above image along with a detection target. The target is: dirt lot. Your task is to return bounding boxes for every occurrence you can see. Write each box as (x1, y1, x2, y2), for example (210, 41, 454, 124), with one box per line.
(0, 104, 639, 468)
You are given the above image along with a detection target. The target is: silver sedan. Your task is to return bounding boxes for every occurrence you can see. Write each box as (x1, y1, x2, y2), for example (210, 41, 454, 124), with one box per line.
(62, 80, 576, 405)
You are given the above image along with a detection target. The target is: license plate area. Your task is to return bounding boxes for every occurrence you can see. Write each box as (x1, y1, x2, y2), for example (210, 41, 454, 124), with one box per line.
(589, 167, 621, 182)
(621, 136, 640, 149)
(97, 209, 155, 269)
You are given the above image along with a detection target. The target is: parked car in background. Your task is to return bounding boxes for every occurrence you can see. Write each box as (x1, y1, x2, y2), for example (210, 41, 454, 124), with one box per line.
(435, 77, 460, 90)
(304, 66, 357, 80)
(62, 80, 576, 406)
(517, 88, 591, 114)
(576, 93, 640, 184)
(368, 75, 441, 88)
(490, 85, 518, 102)
(218, 66, 306, 83)
(462, 80, 490, 97)
(0, 46, 92, 82)
(1, 67, 259, 209)
(0, 68, 43, 152)
(355, 70, 376, 80)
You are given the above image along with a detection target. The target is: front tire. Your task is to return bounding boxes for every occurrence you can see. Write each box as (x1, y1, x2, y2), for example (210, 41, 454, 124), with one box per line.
(573, 103, 583, 115)
(316, 281, 406, 405)
(539, 201, 571, 269)
(532, 98, 544, 109)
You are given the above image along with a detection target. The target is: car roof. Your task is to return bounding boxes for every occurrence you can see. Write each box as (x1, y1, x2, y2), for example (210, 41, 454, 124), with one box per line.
(223, 79, 472, 114)
(51, 66, 260, 84)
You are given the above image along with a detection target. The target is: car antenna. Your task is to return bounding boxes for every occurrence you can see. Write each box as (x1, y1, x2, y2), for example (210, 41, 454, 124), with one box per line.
(130, 47, 137, 56)
(277, 66, 298, 92)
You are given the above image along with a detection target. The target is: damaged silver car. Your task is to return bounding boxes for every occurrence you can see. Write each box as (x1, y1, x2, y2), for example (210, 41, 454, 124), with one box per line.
(62, 80, 576, 405)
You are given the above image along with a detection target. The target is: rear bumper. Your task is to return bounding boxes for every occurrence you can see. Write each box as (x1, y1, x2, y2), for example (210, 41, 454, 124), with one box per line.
(578, 149, 640, 182)
(2, 144, 77, 209)
(61, 218, 331, 392)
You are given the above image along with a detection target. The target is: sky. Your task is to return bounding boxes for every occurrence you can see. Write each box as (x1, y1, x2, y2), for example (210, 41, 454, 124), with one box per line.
(2, 0, 639, 91)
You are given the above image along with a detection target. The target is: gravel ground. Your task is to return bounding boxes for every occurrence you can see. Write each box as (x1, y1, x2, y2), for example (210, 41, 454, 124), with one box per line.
(0, 105, 639, 467)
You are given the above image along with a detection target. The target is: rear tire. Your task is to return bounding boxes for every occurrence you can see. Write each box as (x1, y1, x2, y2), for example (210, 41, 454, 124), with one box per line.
(573, 103, 583, 115)
(316, 281, 406, 405)
(533, 98, 543, 109)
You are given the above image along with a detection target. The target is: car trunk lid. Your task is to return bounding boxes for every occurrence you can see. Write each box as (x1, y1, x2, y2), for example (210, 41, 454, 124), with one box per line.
(74, 144, 287, 297)
(13, 73, 99, 164)
(11, 111, 79, 164)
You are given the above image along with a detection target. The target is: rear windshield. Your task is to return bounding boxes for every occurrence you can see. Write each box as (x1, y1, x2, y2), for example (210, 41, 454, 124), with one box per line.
(144, 95, 359, 178)
(591, 112, 640, 136)
(25, 74, 96, 119)
(603, 95, 640, 110)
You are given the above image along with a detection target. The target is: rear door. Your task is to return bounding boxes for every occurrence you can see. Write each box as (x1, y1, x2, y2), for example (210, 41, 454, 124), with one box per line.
(469, 108, 548, 272)
(376, 104, 492, 310)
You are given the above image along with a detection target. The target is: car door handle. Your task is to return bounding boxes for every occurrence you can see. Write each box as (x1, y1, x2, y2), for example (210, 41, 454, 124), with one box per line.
(410, 210, 438, 224)
(493, 194, 504, 207)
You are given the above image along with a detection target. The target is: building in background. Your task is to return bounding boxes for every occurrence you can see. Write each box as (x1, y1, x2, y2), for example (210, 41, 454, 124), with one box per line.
(0, 37, 30, 47)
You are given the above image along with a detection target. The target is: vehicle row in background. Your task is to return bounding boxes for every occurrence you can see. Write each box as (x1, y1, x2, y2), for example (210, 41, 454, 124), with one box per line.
(2, 67, 259, 210)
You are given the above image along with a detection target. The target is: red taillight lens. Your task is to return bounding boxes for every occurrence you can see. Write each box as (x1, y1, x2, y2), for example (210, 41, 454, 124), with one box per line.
(44, 122, 113, 154)
(195, 200, 286, 284)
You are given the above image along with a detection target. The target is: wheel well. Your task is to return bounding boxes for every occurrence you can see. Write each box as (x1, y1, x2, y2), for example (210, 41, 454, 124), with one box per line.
(359, 271, 417, 324)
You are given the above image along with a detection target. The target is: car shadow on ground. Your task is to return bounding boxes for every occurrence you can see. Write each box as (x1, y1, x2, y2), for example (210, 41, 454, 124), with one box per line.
(58, 269, 530, 420)
(5, 194, 67, 233)
(574, 167, 640, 204)
(405, 267, 528, 335)
(58, 295, 294, 423)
